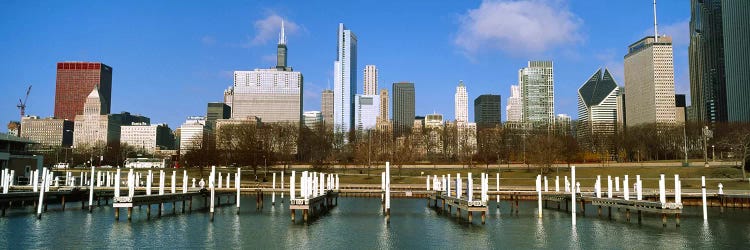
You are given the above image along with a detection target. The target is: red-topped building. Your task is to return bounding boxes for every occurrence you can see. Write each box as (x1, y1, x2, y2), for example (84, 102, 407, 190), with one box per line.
(54, 62, 112, 121)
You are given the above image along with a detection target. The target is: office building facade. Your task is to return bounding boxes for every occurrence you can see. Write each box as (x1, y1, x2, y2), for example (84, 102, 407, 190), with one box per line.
(54, 62, 112, 121)
(474, 94, 501, 129)
(393, 82, 415, 137)
(333, 23, 358, 137)
(624, 36, 677, 126)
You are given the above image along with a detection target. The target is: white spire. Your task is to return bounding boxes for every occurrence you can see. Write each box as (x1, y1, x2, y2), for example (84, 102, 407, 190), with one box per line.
(279, 20, 286, 45)
(653, 0, 658, 42)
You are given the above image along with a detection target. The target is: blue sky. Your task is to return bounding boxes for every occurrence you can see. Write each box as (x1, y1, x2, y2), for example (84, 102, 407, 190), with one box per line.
(0, 0, 691, 129)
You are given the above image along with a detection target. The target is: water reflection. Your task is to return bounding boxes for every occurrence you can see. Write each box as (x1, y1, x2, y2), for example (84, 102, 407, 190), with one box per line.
(1, 198, 749, 249)
(534, 217, 546, 248)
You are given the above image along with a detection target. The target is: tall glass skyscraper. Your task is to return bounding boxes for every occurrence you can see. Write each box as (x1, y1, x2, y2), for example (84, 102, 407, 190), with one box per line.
(722, 0, 750, 122)
(333, 23, 358, 139)
(520, 61, 555, 127)
(393, 82, 415, 138)
(689, 0, 726, 123)
(474, 94, 501, 129)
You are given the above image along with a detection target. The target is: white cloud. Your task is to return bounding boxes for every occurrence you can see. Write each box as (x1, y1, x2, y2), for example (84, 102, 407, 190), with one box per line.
(249, 13, 300, 46)
(201, 36, 216, 45)
(455, 0, 583, 56)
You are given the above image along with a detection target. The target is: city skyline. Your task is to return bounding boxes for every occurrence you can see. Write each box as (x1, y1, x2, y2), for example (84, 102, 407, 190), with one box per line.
(0, 1, 692, 129)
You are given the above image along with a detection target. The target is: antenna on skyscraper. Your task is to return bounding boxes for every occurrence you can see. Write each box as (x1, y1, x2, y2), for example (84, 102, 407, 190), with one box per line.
(279, 19, 286, 45)
(653, 0, 659, 42)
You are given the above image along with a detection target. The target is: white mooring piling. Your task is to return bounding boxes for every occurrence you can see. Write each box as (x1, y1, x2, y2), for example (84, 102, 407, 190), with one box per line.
(171, 171, 176, 194)
(659, 174, 666, 205)
(272, 172, 277, 206)
(624, 175, 630, 201)
(608, 175, 613, 199)
(128, 169, 135, 198)
(210, 166, 216, 221)
(36, 167, 48, 219)
(147, 170, 152, 195)
(596, 175, 601, 198)
(701, 176, 707, 221)
(544, 176, 548, 192)
(426, 175, 430, 191)
(290, 171, 296, 200)
(675, 174, 681, 204)
(236, 168, 241, 213)
(218, 173, 222, 189)
(537, 175, 542, 218)
(114, 169, 121, 198)
(555, 175, 560, 192)
(457, 173, 462, 199)
(496, 173, 500, 205)
(636, 175, 643, 201)
(32, 170, 38, 192)
(447, 174, 452, 197)
(281, 171, 284, 200)
(385, 162, 391, 223)
(467, 173, 473, 202)
(571, 166, 576, 226)
(183, 171, 188, 194)
(335, 174, 339, 190)
(88, 166, 95, 212)
(159, 171, 165, 195)
(564, 176, 570, 192)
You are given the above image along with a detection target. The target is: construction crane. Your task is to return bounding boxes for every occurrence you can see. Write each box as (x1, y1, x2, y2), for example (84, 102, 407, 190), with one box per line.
(17, 85, 31, 117)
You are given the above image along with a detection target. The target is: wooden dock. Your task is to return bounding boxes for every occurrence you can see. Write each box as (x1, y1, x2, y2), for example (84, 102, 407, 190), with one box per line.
(540, 193, 683, 226)
(112, 189, 236, 221)
(428, 191, 489, 224)
(289, 191, 339, 223)
(0, 188, 116, 216)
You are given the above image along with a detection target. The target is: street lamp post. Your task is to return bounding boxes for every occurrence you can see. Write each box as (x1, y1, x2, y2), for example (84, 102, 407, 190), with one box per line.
(712, 145, 716, 162)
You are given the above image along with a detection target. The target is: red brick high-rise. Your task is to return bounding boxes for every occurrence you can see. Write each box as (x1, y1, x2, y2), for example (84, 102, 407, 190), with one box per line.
(54, 62, 112, 121)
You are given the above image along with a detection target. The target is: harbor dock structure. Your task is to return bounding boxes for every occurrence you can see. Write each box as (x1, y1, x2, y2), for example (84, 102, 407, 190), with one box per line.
(112, 165, 237, 222)
(427, 172, 489, 224)
(542, 172, 684, 227)
(289, 171, 339, 223)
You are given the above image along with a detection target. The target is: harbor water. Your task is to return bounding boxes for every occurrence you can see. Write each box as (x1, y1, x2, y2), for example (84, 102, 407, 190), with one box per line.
(1, 197, 748, 249)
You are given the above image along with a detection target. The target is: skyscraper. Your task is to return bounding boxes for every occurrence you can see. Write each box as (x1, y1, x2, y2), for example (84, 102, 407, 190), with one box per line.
(624, 36, 676, 126)
(54, 62, 112, 121)
(520, 61, 555, 127)
(73, 87, 120, 148)
(506, 85, 522, 122)
(689, 0, 726, 122)
(179, 116, 206, 154)
(378, 88, 389, 122)
(364, 65, 378, 95)
(355, 95, 380, 131)
(333, 23, 358, 138)
(206, 102, 231, 130)
(303, 111, 323, 130)
(722, 1, 750, 121)
(393, 82, 415, 137)
(454, 81, 468, 123)
(577, 68, 620, 148)
(232, 23, 303, 123)
(474, 94, 501, 129)
(321, 89, 334, 126)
